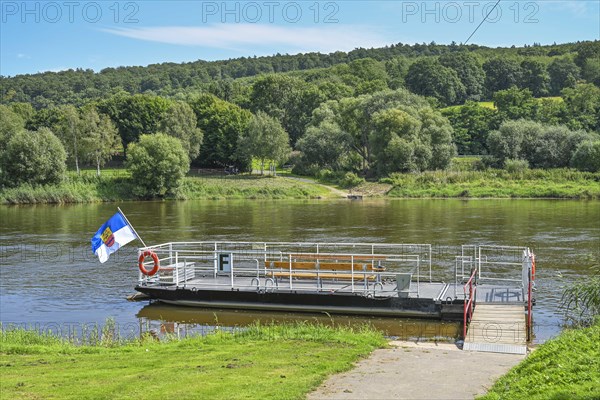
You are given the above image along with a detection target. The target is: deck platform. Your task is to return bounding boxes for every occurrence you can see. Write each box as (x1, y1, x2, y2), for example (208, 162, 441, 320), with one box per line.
(463, 304, 527, 354)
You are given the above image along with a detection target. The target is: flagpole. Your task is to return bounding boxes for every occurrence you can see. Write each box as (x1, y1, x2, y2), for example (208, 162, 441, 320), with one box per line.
(117, 207, 148, 248)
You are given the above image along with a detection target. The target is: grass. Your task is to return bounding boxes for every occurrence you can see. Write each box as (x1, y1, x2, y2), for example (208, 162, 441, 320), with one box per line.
(478, 101, 496, 109)
(0, 323, 386, 400)
(383, 168, 600, 199)
(0, 174, 333, 204)
(479, 320, 600, 400)
(2, 166, 599, 203)
(180, 175, 332, 200)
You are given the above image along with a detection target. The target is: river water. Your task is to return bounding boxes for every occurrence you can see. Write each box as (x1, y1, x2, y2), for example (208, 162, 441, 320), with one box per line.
(1, 199, 598, 343)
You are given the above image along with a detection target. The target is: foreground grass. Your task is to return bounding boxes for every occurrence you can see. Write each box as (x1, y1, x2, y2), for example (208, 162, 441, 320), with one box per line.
(0, 175, 332, 204)
(480, 321, 600, 400)
(0, 323, 385, 400)
(384, 168, 600, 199)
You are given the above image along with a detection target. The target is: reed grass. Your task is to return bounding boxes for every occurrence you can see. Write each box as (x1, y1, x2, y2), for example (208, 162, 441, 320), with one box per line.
(384, 168, 600, 199)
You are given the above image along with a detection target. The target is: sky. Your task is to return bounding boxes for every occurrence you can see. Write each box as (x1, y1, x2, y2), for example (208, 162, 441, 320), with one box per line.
(1, 0, 599, 77)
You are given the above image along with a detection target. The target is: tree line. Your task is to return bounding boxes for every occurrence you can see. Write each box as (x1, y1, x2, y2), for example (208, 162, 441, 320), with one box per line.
(1, 41, 599, 197)
(1, 41, 598, 109)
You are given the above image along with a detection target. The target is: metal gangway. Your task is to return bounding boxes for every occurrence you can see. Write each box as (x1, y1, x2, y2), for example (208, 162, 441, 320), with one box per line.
(459, 246, 536, 354)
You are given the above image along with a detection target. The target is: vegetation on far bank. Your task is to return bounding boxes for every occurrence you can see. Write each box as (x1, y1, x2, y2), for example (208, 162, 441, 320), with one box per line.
(0, 323, 385, 400)
(383, 168, 600, 199)
(2, 166, 599, 204)
(479, 319, 600, 400)
(0, 173, 334, 204)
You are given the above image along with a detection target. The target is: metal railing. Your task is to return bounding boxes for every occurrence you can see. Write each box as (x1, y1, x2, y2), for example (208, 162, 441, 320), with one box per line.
(137, 241, 430, 297)
(463, 266, 478, 338)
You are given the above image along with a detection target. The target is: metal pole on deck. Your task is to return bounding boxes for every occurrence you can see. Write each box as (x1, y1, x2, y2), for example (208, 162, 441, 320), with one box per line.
(117, 207, 147, 248)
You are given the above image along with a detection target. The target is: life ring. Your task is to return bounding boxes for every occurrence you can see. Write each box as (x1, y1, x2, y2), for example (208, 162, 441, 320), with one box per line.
(138, 250, 160, 276)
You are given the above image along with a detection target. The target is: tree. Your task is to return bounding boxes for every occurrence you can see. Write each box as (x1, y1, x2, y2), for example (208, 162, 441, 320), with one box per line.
(520, 60, 550, 97)
(493, 88, 536, 120)
(126, 133, 189, 198)
(548, 58, 580, 95)
(80, 107, 120, 176)
(487, 119, 597, 168)
(159, 101, 204, 161)
(405, 58, 466, 105)
(571, 140, 600, 172)
(310, 88, 455, 177)
(441, 102, 500, 155)
(561, 84, 600, 132)
(189, 94, 252, 170)
(487, 120, 541, 166)
(483, 58, 522, 96)
(581, 58, 600, 86)
(238, 111, 291, 175)
(439, 52, 485, 101)
(296, 122, 352, 171)
(55, 105, 84, 174)
(0, 128, 66, 187)
(249, 74, 324, 144)
(0, 104, 25, 145)
(98, 94, 172, 149)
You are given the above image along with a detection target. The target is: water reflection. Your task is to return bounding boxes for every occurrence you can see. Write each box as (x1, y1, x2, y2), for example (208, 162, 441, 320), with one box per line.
(136, 303, 461, 340)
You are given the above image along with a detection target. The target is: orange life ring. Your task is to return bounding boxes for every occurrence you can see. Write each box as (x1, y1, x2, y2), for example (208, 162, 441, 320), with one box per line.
(138, 250, 160, 276)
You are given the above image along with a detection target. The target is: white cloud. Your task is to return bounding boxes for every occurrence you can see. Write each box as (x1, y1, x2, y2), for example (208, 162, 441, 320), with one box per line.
(546, 0, 591, 17)
(17, 53, 30, 59)
(101, 24, 388, 53)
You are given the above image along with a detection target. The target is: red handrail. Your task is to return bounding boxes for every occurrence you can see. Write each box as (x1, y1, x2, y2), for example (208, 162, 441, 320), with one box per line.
(527, 253, 535, 341)
(463, 267, 478, 339)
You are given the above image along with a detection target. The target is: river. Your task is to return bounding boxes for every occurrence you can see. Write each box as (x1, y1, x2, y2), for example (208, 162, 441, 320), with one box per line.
(1, 199, 598, 343)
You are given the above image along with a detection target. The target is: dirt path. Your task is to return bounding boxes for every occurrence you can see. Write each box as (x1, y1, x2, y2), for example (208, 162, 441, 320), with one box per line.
(308, 341, 525, 400)
(283, 176, 347, 198)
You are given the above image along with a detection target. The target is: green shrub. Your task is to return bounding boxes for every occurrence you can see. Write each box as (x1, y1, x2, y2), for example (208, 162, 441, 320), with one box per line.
(339, 172, 365, 188)
(504, 159, 529, 174)
(126, 133, 189, 198)
(0, 128, 66, 187)
(571, 140, 600, 172)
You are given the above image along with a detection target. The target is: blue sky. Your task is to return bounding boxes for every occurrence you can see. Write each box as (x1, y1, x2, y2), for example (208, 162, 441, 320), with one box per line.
(1, 0, 599, 77)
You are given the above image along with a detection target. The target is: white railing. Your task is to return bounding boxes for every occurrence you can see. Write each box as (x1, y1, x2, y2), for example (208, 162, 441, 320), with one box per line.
(137, 241, 431, 297)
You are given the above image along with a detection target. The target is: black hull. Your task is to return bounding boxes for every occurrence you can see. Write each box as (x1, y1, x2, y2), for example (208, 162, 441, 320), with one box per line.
(135, 285, 464, 320)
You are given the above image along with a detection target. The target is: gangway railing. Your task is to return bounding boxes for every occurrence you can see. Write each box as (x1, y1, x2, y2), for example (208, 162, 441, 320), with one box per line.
(460, 245, 536, 340)
(463, 266, 477, 338)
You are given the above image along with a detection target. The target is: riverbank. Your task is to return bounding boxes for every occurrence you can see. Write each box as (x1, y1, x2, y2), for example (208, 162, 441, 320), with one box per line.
(1, 168, 599, 204)
(0, 175, 334, 204)
(0, 323, 385, 399)
(382, 169, 600, 199)
(480, 320, 600, 400)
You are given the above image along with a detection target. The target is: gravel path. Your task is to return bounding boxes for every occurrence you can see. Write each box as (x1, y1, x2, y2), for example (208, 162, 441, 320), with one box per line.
(308, 341, 525, 400)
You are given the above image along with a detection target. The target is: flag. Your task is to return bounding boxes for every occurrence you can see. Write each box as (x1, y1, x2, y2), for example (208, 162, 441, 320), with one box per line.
(91, 212, 137, 263)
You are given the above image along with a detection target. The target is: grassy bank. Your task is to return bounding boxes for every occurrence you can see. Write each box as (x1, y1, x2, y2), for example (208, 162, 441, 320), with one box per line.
(0, 323, 385, 399)
(480, 320, 600, 400)
(0, 174, 332, 204)
(2, 168, 599, 204)
(384, 169, 600, 199)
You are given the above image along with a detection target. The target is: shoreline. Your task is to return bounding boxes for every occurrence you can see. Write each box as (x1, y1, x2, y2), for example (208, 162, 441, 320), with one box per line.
(1, 171, 599, 204)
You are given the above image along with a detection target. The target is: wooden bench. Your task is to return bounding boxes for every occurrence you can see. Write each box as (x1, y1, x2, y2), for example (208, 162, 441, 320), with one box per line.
(288, 254, 388, 262)
(265, 261, 383, 281)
